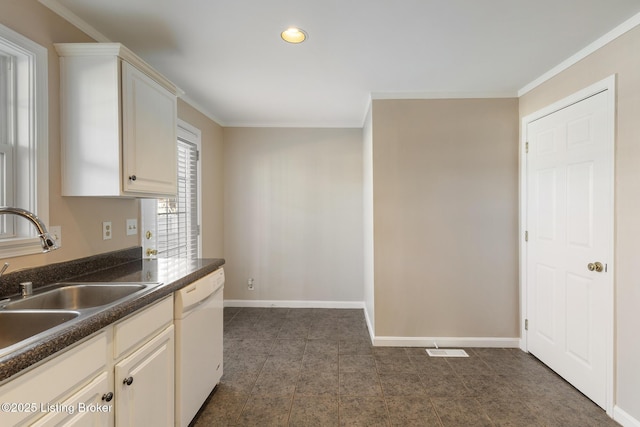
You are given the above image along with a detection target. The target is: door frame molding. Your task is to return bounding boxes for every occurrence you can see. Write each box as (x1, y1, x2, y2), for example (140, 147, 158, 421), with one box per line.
(519, 74, 616, 415)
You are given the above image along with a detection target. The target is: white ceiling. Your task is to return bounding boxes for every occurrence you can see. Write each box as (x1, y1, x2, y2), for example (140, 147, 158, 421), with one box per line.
(43, 0, 640, 127)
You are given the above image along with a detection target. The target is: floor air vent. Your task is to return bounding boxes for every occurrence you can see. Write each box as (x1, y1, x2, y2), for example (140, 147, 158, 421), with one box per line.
(426, 349, 469, 358)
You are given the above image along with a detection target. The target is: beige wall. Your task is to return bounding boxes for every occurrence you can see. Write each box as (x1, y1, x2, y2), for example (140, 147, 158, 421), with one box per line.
(223, 127, 364, 303)
(371, 98, 520, 338)
(519, 24, 640, 423)
(0, 1, 225, 274)
(0, 0, 139, 272)
(177, 100, 224, 258)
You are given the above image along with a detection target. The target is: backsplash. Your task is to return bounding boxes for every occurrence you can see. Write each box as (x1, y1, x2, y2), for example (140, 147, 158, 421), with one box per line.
(0, 247, 142, 298)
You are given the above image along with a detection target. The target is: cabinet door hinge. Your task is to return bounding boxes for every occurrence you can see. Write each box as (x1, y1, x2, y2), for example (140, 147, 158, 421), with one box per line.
(525, 142, 529, 154)
(525, 231, 528, 242)
(525, 319, 528, 331)
(196, 150, 200, 161)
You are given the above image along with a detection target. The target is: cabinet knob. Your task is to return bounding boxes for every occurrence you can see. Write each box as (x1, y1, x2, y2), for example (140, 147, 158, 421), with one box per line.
(102, 392, 114, 402)
(129, 175, 137, 181)
(123, 376, 134, 386)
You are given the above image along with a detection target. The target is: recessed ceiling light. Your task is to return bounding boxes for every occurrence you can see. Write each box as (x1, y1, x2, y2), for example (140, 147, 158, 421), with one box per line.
(281, 27, 307, 44)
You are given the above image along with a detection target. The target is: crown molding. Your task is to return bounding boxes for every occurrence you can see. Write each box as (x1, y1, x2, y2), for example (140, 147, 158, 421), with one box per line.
(371, 91, 516, 100)
(518, 11, 640, 96)
(54, 43, 181, 95)
(39, 0, 110, 42)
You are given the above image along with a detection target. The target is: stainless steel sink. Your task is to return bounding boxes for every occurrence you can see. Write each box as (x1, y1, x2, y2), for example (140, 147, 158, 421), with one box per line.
(0, 310, 80, 349)
(2, 283, 148, 310)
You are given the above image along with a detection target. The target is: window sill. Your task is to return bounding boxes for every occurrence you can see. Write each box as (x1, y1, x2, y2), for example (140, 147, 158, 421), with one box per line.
(0, 237, 45, 258)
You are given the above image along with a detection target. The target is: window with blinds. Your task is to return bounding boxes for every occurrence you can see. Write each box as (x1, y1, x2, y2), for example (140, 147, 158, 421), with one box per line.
(155, 138, 199, 258)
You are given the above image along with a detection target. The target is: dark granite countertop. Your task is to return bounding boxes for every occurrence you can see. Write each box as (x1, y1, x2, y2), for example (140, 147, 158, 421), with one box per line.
(0, 254, 225, 383)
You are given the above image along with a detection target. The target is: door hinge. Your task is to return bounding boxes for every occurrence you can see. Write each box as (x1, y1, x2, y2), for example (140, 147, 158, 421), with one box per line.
(525, 319, 528, 331)
(197, 224, 201, 236)
(525, 231, 528, 242)
(525, 142, 529, 154)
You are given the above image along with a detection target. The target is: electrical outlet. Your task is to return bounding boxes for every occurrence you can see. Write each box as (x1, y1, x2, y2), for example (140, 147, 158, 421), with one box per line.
(126, 219, 138, 236)
(49, 225, 62, 247)
(248, 278, 255, 291)
(102, 221, 112, 240)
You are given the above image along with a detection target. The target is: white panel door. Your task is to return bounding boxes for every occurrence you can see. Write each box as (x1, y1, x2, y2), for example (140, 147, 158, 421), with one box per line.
(526, 89, 612, 408)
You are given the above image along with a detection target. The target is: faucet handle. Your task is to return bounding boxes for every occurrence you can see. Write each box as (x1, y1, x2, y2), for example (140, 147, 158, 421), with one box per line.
(0, 262, 9, 277)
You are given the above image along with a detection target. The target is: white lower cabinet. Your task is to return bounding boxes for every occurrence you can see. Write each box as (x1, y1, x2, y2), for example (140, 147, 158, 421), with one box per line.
(0, 295, 174, 427)
(0, 332, 108, 426)
(31, 372, 111, 427)
(111, 295, 174, 427)
(114, 326, 174, 427)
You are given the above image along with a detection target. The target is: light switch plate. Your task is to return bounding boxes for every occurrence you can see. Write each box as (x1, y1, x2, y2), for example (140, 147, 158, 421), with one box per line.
(126, 219, 138, 236)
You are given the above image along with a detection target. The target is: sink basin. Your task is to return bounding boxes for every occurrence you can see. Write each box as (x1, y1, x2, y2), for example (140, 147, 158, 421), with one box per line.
(2, 284, 148, 310)
(0, 310, 80, 349)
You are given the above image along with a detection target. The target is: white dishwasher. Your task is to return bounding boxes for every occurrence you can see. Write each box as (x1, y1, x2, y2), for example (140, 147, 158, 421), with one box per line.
(174, 267, 224, 427)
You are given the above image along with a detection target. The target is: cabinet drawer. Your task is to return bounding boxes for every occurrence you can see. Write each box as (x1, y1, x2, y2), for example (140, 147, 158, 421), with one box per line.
(113, 295, 173, 359)
(0, 332, 107, 426)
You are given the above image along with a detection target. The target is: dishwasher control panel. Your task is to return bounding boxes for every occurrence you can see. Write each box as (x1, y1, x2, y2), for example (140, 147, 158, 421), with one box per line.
(174, 268, 224, 314)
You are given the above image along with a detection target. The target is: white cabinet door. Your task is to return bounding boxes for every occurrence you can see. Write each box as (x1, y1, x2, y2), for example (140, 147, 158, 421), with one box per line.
(56, 43, 178, 197)
(31, 372, 112, 427)
(121, 61, 177, 196)
(115, 325, 174, 427)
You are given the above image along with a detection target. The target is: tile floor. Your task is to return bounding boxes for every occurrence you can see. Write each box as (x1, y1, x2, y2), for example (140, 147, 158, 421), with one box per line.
(192, 307, 618, 426)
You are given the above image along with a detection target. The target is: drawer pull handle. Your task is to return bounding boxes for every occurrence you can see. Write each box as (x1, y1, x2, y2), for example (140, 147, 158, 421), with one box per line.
(102, 392, 114, 402)
(123, 376, 134, 386)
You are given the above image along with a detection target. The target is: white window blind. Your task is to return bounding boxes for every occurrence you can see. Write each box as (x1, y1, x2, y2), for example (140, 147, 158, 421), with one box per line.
(155, 138, 199, 258)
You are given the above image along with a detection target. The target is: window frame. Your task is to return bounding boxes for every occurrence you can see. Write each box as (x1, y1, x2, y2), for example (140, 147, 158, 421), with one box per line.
(0, 24, 49, 258)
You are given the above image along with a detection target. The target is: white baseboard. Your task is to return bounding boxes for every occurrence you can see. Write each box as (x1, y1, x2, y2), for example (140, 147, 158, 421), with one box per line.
(223, 299, 365, 309)
(363, 305, 375, 344)
(615, 406, 640, 427)
(225, 300, 519, 349)
(372, 336, 520, 348)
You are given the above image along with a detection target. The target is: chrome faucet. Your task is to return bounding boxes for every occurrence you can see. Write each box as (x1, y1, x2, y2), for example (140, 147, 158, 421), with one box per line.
(0, 207, 58, 252)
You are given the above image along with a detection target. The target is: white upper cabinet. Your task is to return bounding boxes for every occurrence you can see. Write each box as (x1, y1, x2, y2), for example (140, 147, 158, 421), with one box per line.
(56, 43, 178, 197)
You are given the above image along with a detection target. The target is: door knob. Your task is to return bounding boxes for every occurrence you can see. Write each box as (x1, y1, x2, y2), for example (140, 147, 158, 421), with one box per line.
(587, 262, 604, 272)
(146, 248, 158, 256)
